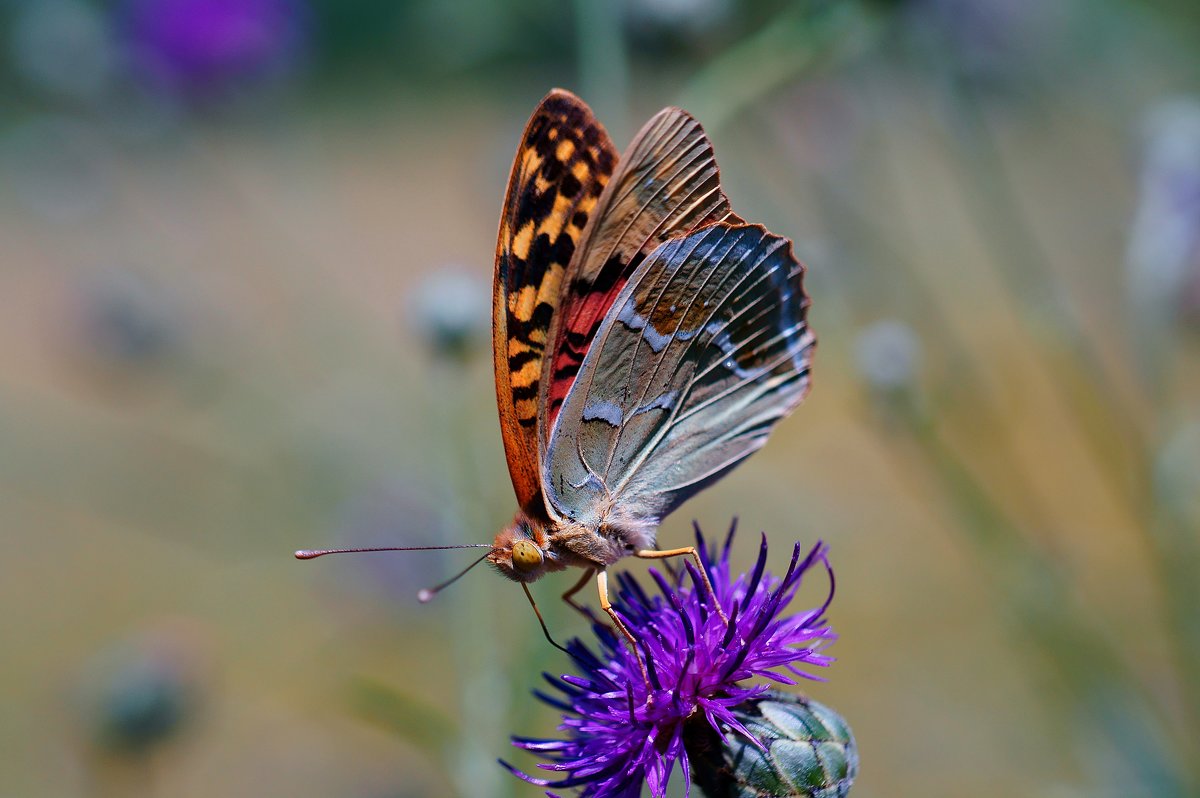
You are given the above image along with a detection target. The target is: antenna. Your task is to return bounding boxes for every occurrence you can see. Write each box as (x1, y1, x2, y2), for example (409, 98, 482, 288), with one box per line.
(294, 543, 492, 559)
(294, 543, 496, 603)
(416, 550, 494, 603)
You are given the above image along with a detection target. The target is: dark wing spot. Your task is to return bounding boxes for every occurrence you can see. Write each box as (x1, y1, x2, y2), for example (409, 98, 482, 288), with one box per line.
(517, 183, 554, 225)
(559, 173, 582, 198)
(542, 156, 563, 181)
(527, 229, 577, 275)
(524, 115, 549, 146)
(553, 361, 581, 380)
(508, 350, 541, 371)
(511, 384, 539, 401)
(529, 300, 555, 332)
(510, 300, 557, 344)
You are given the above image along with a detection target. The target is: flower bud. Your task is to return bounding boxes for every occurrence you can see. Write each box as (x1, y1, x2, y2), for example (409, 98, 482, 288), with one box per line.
(686, 690, 858, 798)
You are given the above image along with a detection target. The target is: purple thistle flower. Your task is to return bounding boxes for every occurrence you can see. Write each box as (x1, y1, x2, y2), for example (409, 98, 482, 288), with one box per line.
(121, 0, 309, 97)
(504, 523, 837, 798)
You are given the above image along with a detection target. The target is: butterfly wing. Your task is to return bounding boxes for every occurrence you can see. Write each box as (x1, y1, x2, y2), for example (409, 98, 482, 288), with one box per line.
(543, 223, 814, 528)
(493, 89, 617, 511)
(540, 108, 740, 445)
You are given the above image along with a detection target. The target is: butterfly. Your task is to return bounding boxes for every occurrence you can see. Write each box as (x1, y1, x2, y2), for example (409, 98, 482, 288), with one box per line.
(297, 89, 814, 680)
(486, 89, 815, 670)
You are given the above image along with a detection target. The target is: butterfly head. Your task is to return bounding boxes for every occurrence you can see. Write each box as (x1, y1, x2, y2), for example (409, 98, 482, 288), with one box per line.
(488, 511, 563, 583)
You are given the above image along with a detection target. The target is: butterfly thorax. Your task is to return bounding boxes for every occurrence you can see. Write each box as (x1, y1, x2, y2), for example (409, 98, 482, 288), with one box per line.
(488, 508, 657, 583)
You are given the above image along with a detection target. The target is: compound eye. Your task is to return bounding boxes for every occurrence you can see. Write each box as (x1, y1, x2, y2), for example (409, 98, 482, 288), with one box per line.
(511, 540, 543, 573)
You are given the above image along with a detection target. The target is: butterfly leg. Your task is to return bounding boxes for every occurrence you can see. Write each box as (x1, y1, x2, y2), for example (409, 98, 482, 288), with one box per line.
(596, 570, 651, 692)
(562, 567, 601, 625)
(636, 547, 731, 626)
(522, 583, 569, 654)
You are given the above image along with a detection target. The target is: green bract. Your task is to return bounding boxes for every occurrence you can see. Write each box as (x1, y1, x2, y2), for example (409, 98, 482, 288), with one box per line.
(686, 690, 857, 798)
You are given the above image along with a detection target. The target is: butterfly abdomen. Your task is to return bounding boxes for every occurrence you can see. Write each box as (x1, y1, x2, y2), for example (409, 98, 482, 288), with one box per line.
(549, 515, 657, 568)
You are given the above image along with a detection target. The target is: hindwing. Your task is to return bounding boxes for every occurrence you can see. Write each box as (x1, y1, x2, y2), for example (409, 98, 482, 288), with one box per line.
(543, 223, 814, 527)
(540, 108, 739, 446)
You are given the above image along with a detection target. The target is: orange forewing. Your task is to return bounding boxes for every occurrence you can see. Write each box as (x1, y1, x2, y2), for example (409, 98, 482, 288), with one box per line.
(493, 89, 617, 512)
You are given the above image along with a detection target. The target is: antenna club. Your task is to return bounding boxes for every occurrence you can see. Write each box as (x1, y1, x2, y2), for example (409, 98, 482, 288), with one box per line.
(294, 550, 322, 560)
(417, 589, 435, 604)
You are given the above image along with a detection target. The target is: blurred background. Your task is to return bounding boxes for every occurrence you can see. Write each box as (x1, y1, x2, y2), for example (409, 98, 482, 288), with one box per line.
(3, 0, 1200, 796)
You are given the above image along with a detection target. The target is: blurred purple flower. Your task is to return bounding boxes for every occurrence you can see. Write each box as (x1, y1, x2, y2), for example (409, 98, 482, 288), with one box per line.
(121, 0, 308, 96)
(906, 0, 1068, 84)
(1126, 98, 1200, 321)
(504, 524, 836, 798)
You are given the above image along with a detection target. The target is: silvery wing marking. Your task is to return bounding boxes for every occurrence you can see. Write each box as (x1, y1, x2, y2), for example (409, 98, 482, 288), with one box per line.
(543, 222, 814, 532)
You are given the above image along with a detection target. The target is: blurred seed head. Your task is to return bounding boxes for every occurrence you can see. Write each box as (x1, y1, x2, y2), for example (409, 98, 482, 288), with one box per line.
(9, 0, 119, 104)
(624, 0, 732, 43)
(1126, 98, 1200, 321)
(120, 0, 310, 99)
(76, 624, 208, 758)
(73, 269, 184, 371)
(854, 319, 921, 395)
(406, 267, 490, 364)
